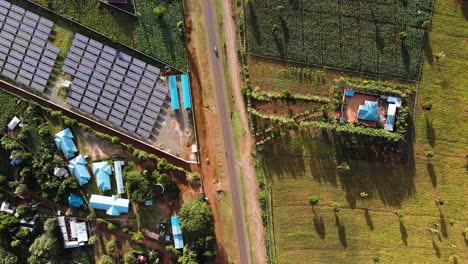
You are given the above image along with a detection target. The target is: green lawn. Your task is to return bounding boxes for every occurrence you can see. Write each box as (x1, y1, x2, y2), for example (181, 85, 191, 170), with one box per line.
(260, 1, 468, 263)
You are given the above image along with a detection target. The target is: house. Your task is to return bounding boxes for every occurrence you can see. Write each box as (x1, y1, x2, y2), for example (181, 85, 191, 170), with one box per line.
(54, 128, 78, 160)
(89, 195, 129, 216)
(58, 216, 89, 248)
(68, 194, 84, 208)
(68, 155, 91, 186)
(357, 100, 379, 122)
(7, 116, 21, 130)
(171, 216, 184, 249)
(113, 161, 125, 194)
(92, 161, 112, 191)
(0, 201, 15, 214)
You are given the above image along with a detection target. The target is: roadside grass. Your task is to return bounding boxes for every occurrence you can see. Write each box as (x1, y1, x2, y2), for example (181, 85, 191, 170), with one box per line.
(258, 1, 468, 263)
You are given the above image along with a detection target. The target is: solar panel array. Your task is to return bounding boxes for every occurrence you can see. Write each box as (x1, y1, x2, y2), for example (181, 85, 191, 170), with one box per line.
(63, 33, 168, 138)
(0, 0, 59, 92)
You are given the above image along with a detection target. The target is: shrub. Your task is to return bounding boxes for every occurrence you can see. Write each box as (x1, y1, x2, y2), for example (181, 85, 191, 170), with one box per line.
(272, 24, 280, 31)
(111, 137, 120, 144)
(372, 256, 380, 263)
(65, 208, 73, 217)
(396, 210, 404, 218)
(276, 5, 284, 12)
(258, 191, 266, 208)
(332, 202, 341, 212)
(153, 4, 166, 18)
(360, 192, 369, 198)
(281, 89, 291, 98)
(422, 20, 431, 30)
(105, 240, 116, 254)
(107, 222, 116, 230)
(399, 31, 408, 40)
(423, 102, 432, 110)
(308, 196, 319, 205)
(426, 151, 434, 158)
(435, 197, 445, 206)
(15, 184, 28, 197)
(88, 235, 99, 245)
(337, 162, 351, 173)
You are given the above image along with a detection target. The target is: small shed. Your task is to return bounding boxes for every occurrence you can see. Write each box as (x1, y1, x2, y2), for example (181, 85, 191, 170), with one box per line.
(7, 116, 21, 130)
(171, 216, 184, 249)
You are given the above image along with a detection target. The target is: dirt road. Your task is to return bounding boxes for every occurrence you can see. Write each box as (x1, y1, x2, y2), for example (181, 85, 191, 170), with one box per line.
(200, 0, 251, 263)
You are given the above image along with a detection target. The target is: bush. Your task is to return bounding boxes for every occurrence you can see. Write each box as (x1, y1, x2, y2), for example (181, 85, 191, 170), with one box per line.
(396, 210, 404, 218)
(88, 235, 99, 245)
(98, 255, 113, 264)
(153, 4, 166, 18)
(272, 24, 280, 31)
(15, 204, 30, 217)
(423, 102, 432, 110)
(332, 202, 341, 212)
(360, 192, 369, 198)
(399, 31, 408, 40)
(15, 184, 28, 197)
(258, 191, 266, 208)
(426, 151, 434, 158)
(435, 197, 445, 206)
(422, 20, 431, 30)
(107, 222, 116, 230)
(276, 5, 284, 12)
(65, 208, 73, 217)
(372, 256, 380, 263)
(105, 240, 116, 254)
(308, 196, 319, 205)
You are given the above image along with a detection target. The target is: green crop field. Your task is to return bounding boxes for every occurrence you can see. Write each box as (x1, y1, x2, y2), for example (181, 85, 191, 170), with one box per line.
(245, 0, 434, 80)
(33, 0, 187, 71)
(258, 1, 468, 263)
(0, 90, 20, 129)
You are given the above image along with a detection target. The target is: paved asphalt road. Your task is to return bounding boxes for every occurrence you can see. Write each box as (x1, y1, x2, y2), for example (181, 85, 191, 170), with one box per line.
(201, 0, 251, 263)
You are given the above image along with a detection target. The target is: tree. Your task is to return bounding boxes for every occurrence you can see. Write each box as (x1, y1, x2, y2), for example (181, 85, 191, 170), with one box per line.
(308, 196, 319, 205)
(65, 208, 73, 217)
(426, 151, 434, 159)
(276, 5, 285, 12)
(153, 4, 166, 18)
(88, 235, 99, 245)
(272, 24, 280, 32)
(10, 240, 21, 248)
(337, 162, 350, 174)
(399, 31, 408, 40)
(15, 228, 30, 240)
(98, 255, 113, 264)
(15, 205, 30, 218)
(0, 213, 19, 234)
(28, 234, 60, 264)
(43, 218, 58, 235)
(153, 171, 180, 200)
(332, 202, 341, 212)
(0, 247, 17, 263)
(124, 251, 136, 264)
(126, 171, 154, 204)
(15, 184, 28, 197)
(105, 240, 116, 254)
(178, 247, 198, 264)
(131, 231, 144, 242)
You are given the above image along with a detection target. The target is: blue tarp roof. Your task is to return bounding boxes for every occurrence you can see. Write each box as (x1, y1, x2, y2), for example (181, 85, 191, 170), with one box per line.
(68, 194, 84, 208)
(181, 74, 191, 109)
(55, 128, 78, 159)
(357, 101, 379, 121)
(89, 195, 129, 216)
(92, 161, 112, 191)
(169, 75, 179, 111)
(68, 155, 91, 186)
(345, 90, 355, 97)
(171, 216, 184, 249)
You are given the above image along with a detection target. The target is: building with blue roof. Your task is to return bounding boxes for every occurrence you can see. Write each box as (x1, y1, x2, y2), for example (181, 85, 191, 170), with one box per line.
(92, 161, 112, 192)
(68, 155, 91, 186)
(68, 194, 84, 208)
(89, 195, 129, 216)
(55, 128, 78, 160)
(169, 75, 180, 111)
(113, 161, 125, 194)
(357, 100, 379, 122)
(171, 216, 184, 249)
(181, 74, 192, 109)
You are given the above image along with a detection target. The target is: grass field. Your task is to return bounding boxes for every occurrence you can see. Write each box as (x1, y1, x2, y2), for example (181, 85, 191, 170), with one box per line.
(258, 1, 468, 263)
(245, 0, 434, 80)
(33, 0, 187, 71)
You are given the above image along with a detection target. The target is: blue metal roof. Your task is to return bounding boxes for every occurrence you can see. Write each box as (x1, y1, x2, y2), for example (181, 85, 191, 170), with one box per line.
(169, 75, 179, 110)
(92, 161, 112, 191)
(344, 90, 355, 97)
(68, 155, 91, 186)
(181, 74, 191, 109)
(68, 194, 84, 208)
(55, 128, 78, 159)
(357, 101, 379, 121)
(89, 195, 129, 216)
(171, 216, 184, 249)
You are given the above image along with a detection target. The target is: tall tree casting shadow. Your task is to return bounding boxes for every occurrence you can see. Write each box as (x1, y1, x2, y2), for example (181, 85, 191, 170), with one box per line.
(424, 31, 434, 66)
(439, 208, 448, 238)
(425, 115, 436, 147)
(335, 213, 347, 248)
(427, 162, 437, 187)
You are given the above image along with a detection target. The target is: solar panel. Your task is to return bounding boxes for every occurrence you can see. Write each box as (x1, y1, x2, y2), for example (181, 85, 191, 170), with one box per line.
(129, 102, 144, 113)
(118, 90, 133, 101)
(139, 121, 154, 132)
(81, 58, 95, 69)
(127, 110, 141, 120)
(36, 23, 51, 34)
(66, 96, 80, 108)
(113, 95, 129, 106)
(123, 77, 138, 88)
(36, 69, 50, 80)
(34, 31, 49, 41)
(150, 97, 164, 106)
(0, 45, 9, 54)
(18, 69, 33, 80)
(100, 52, 115, 63)
(16, 75, 30, 86)
(41, 56, 55, 67)
(0, 52, 7, 61)
(122, 122, 136, 132)
(72, 38, 86, 50)
(125, 115, 139, 126)
(71, 85, 85, 95)
(89, 39, 103, 50)
(1, 31, 14, 41)
(110, 109, 125, 120)
(117, 52, 131, 62)
(0, 0, 10, 8)
(143, 108, 159, 120)
(82, 97, 96, 108)
(12, 43, 26, 54)
(1, 67, 15, 79)
(7, 57, 21, 67)
(143, 70, 158, 80)
(97, 58, 112, 69)
(75, 33, 89, 43)
(133, 97, 147, 107)
(11, 5, 25, 15)
(153, 91, 166, 100)
(101, 90, 116, 101)
(29, 43, 42, 54)
(136, 128, 151, 138)
(9, 12, 23, 22)
(22, 17, 36, 28)
(33, 75, 47, 86)
(95, 65, 109, 76)
(141, 77, 155, 88)
(89, 78, 104, 88)
(22, 62, 35, 73)
(24, 57, 38, 67)
(96, 103, 110, 113)
(107, 78, 121, 88)
(129, 64, 144, 75)
(83, 52, 98, 62)
(108, 115, 122, 126)
(20, 24, 34, 35)
(134, 89, 149, 100)
(145, 103, 161, 114)
(111, 64, 126, 75)
(77, 65, 92, 75)
(4, 64, 19, 75)
(17, 32, 31, 42)
(94, 109, 108, 120)
(73, 77, 88, 88)
(86, 45, 100, 56)
(156, 83, 169, 93)
(109, 71, 124, 82)
(79, 103, 94, 114)
(138, 84, 153, 95)
(3, 24, 17, 34)
(113, 103, 127, 114)
(127, 70, 141, 82)
(38, 17, 54, 28)
(30, 82, 45, 92)
(44, 50, 58, 60)
(64, 58, 78, 68)
(62, 65, 75, 75)
(38, 63, 52, 73)
(6, 18, 20, 30)
(25, 11, 39, 21)
(70, 46, 84, 57)
(132, 58, 146, 69)
(68, 91, 83, 101)
(115, 57, 129, 68)
(31, 36, 46, 47)
(103, 45, 117, 56)
(103, 84, 118, 95)
(87, 84, 102, 95)
(0, 37, 11, 48)
(146, 64, 161, 75)
(45, 43, 60, 53)
(0, 7, 6, 15)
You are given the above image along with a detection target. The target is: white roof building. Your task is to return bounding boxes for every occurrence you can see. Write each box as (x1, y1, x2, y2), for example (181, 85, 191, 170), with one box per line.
(0, 201, 15, 214)
(7, 116, 21, 130)
(58, 216, 89, 248)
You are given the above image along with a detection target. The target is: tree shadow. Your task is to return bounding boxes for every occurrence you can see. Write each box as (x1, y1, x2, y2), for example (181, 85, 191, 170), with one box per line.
(312, 208, 326, 239)
(364, 209, 374, 230)
(439, 208, 448, 238)
(399, 220, 408, 246)
(462, 1, 468, 20)
(273, 33, 285, 57)
(401, 42, 410, 73)
(335, 213, 347, 248)
(280, 17, 290, 43)
(424, 31, 433, 66)
(248, 4, 262, 45)
(425, 115, 436, 148)
(427, 162, 437, 187)
(432, 239, 441, 258)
